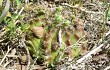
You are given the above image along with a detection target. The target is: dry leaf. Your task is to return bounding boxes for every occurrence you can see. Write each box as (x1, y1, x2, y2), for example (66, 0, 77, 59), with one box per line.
(32, 27, 44, 38)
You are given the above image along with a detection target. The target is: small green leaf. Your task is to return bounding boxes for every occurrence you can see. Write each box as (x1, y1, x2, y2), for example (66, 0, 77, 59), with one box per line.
(57, 6, 63, 12)
(16, 0, 20, 8)
(63, 20, 71, 26)
(55, 13, 63, 22)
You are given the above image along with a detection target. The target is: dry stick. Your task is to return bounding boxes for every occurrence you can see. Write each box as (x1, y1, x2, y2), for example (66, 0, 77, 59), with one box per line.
(6, 55, 18, 58)
(62, 3, 110, 26)
(58, 29, 63, 60)
(61, 3, 104, 15)
(31, 57, 38, 69)
(15, 0, 30, 69)
(0, 28, 6, 37)
(0, 33, 6, 42)
(3, 60, 13, 68)
(76, 31, 110, 64)
(77, 44, 103, 63)
(58, 29, 66, 47)
(88, 18, 110, 26)
(14, 0, 29, 24)
(59, 29, 62, 47)
(0, 0, 10, 23)
(61, 3, 110, 26)
(0, 48, 5, 56)
(21, 36, 30, 70)
(0, 47, 12, 65)
(104, 66, 110, 70)
(15, 7, 24, 21)
(58, 29, 67, 61)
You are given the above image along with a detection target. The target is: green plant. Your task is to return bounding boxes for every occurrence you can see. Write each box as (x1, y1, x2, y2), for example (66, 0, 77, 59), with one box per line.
(54, 6, 71, 28)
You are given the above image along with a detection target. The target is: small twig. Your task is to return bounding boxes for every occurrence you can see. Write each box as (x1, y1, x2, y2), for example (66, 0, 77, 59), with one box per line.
(105, 30, 110, 36)
(6, 55, 19, 58)
(104, 66, 110, 70)
(0, 47, 12, 65)
(3, 60, 13, 68)
(77, 31, 110, 63)
(0, 28, 6, 38)
(21, 34, 30, 70)
(58, 29, 62, 47)
(31, 57, 38, 69)
(0, 48, 5, 56)
(58, 29, 63, 60)
(77, 43, 103, 63)
(0, 0, 10, 23)
(87, 16, 110, 26)
(58, 29, 68, 61)
(15, 7, 24, 21)
(61, 3, 104, 15)
(14, 0, 29, 23)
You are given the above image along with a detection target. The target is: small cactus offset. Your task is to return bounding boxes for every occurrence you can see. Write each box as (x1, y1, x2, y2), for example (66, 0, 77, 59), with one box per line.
(0, 0, 109, 70)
